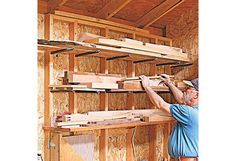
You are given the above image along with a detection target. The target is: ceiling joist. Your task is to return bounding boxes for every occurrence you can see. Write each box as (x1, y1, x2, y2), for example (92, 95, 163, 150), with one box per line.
(135, 0, 185, 28)
(48, 0, 69, 13)
(97, 0, 133, 19)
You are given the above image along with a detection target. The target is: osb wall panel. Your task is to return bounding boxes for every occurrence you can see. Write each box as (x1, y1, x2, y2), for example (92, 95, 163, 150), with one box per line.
(167, 5, 198, 80)
(134, 126, 149, 161)
(108, 59, 127, 110)
(76, 56, 100, 73)
(108, 93, 127, 110)
(38, 51, 44, 154)
(75, 56, 100, 114)
(108, 129, 127, 161)
(52, 19, 70, 116)
(38, 14, 44, 39)
(134, 63, 151, 109)
(75, 24, 101, 41)
(108, 30, 129, 40)
(52, 54, 69, 117)
(53, 19, 70, 40)
(75, 93, 100, 113)
(108, 60, 127, 76)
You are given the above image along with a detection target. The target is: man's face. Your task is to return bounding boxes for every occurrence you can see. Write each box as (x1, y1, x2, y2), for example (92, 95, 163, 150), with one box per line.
(183, 87, 198, 105)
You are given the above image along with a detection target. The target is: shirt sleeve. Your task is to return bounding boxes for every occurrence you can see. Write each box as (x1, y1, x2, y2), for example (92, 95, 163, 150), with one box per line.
(170, 104, 190, 125)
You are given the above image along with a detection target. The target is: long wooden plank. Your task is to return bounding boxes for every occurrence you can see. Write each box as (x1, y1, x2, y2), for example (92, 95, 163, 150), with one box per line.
(38, 39, 189, 62)
(135, 0, 185, 28)
(55, 120, 175, 132)
(86, 38, 188, 59)
(44, 14, 53, 161)
(87, 109, 171, 118)
(54, 10, 149, 34)
(79, 82, 118, 89)
(63, 112, 133, 122)
(97, 0, 132, 19)
(66, 71, 122, 84)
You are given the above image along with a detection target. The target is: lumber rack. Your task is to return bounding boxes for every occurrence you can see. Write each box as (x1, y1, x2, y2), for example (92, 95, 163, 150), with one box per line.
(49, 86, 182, 93)
(44, 119, 175, 133)
(38, 39, 190, 63)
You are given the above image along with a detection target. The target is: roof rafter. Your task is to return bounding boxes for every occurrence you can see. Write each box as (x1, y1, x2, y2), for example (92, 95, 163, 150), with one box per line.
(48, 0, 69, 13)
(97, 0, 133, 19)
(135, 0, 185, 28)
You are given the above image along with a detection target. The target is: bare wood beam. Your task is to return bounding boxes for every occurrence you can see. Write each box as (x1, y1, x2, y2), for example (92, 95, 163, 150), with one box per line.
(136, 0, 185, 28)
(48, 0, 69, 13)
(97, 0, 132, 19)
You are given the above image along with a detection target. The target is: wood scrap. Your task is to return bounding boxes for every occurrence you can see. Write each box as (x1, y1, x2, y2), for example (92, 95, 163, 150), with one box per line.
(65, 71, 122, 84)
(142, 114, 174, 122)
(118, 79, 167, 90)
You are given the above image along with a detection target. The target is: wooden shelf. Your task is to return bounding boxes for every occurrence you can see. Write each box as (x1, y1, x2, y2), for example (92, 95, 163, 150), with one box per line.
(44, 118, 175, 133)
(38, 39, 190, 63)
(48, 85, 183, 93)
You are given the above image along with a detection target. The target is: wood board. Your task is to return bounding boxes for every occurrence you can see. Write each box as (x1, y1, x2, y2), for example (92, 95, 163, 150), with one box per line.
(86, 38, 188, 59)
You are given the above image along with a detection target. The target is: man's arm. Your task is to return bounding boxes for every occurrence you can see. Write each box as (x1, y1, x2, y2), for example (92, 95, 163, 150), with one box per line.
(160, 74, 184, 104)
(140, 75, 170, 113)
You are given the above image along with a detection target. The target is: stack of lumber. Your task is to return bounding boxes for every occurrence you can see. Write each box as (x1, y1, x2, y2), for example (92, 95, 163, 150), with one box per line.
(84, 36, 188, 60)
(59, 71, 122, 89)
(55, 109, 172, 128)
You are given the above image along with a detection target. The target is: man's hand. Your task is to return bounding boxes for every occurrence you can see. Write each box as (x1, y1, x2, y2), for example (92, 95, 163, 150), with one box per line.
(139, 75, 150, 89)
(160, 74, 172, 85)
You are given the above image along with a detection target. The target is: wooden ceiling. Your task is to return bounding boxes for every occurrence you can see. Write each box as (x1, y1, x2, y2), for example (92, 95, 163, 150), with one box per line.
(38, 0, 198, 35)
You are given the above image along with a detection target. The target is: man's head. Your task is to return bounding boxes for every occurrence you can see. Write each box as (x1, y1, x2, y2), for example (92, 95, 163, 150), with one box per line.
(183, 78, 199, 106)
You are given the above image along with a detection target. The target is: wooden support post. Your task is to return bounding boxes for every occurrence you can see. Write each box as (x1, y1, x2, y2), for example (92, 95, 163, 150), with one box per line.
(148, 64, 158, 161)
(68, 21, 76, 114)
(50, 132, 61, 161)
(126, 60, 135, 161)
(99, 56, 109, 161)
(44, 14, 54, 161)
(163, 123, 171, 161)
(126, 128, 135, 161)
(149, 126, 157, 161)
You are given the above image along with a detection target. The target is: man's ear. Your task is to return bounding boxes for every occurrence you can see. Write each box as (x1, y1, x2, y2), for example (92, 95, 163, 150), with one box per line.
(193, 92, 198, 99)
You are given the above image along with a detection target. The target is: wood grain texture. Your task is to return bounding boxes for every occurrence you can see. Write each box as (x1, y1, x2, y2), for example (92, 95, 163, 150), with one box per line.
(38, 14, 45, 39)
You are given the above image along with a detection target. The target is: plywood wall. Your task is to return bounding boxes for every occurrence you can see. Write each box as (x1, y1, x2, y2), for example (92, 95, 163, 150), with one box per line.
(38, 14, 44, 39)
(166, 4, 198, 80)
(38, 51, 44, 154)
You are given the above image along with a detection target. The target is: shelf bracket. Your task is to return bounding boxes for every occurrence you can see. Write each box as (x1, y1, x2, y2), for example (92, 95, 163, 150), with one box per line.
(75, 50, 100, 57)
(134, 58, 158, 64)
(156, 61, 180, 66)
(171, 63, 193, 68)
(106, 54, 130, 60)
(50, 48, 74, 54)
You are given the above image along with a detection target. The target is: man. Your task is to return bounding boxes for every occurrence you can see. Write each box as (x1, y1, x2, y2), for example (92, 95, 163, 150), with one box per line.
(139, 74, 198, 161)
